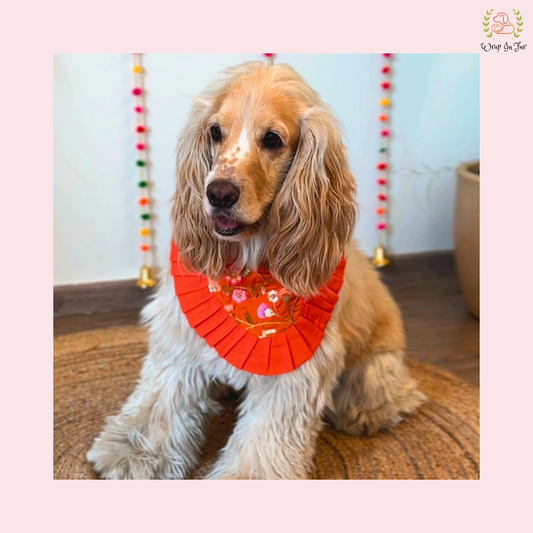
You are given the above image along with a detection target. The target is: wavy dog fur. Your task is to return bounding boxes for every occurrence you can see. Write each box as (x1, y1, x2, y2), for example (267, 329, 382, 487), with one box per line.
(88, 62, 426, 480)
(173, 62, 355, 297)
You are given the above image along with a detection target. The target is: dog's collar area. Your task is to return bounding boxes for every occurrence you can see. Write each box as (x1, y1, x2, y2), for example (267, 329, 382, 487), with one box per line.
(170, 242, 346, 376)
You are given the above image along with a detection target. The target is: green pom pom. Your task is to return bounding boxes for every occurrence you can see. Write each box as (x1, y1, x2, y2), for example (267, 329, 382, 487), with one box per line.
(141, 213, 151, 220)
(138, 180, 148, 188)
(379, 147, 387, 153)
(136, 160, 146, 167)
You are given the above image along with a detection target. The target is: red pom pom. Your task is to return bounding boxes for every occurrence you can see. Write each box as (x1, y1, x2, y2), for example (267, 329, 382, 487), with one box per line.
(377, 178, 387, 185)
(382, 53, 392, 57)
(377, 222, 387, 230)
(381, 81, 391, 89)
(376, 207, 386, 215)
(140, 244, 150, 252)
(381, 65, 390, 74)
(381, 129, 390, 137)
(378, 194, 387, 201)
(263, 53, 274, 57)
(138, 197, 149, 206)
(136, 143, 145, 150)
(378, 114, 388, 121)
(377, 162, 387, 170)
(134, 106, 143, 113)
(132, 87, 142, 96)
(136, 125, 145, 133)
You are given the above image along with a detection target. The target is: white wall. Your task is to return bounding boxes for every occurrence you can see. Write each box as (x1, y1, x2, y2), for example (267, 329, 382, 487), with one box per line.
(54, 53, 479, 285)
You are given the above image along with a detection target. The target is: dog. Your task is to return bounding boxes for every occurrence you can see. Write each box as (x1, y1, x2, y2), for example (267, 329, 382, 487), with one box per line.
(87, 61, 426, 479)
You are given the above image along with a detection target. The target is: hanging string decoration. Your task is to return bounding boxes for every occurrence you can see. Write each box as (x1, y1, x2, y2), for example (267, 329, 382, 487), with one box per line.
(132, 53, 156, 288)
(372, 53, 392, 268)
(263, 53, 274, 68)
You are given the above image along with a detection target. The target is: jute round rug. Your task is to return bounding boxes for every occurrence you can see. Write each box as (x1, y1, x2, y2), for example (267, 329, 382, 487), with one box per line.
(54, 325, 479, 480)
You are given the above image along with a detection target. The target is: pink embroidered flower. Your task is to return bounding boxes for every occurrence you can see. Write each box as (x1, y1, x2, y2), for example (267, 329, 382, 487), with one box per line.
(225, 271, 242, 286)
(224, 304, 234, 312)
(257, 302, 273, 319)
(231, 289, 247, 304)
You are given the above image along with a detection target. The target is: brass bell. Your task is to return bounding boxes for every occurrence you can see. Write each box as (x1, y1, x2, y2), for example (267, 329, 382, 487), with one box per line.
(136, 264, 156, 289)
(371, 245, 390, 268)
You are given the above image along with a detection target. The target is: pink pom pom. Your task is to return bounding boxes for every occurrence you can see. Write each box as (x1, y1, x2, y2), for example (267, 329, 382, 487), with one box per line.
(381, 129, 390, 137)
(377, 222, 387, 230)
(377, 162, 387, 170)
(378, 194, 387, 201)
(377, 178, 387, 185)
(263, 53, 274, 57)
(136, 143, 145, 150)
(132, 87, 142, 96)
(381, 65, 390, 74)
(136, 125, 145, 133)
(382, 53, 392, 57)
(134, 106, 143, 113)
(381, 81, 391, 89)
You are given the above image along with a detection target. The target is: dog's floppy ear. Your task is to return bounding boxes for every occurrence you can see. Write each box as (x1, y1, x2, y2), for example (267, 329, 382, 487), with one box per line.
(172, 100, 227, 279)
(266, 106, 357, 298)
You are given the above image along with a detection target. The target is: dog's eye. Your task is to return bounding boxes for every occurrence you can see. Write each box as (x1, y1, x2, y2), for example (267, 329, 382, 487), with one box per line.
(263, 131, 283, 150)
(210, 124, 222, 142)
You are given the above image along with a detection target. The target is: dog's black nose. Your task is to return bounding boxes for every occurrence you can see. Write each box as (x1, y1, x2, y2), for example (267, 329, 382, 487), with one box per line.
(206, 180, 240, 209)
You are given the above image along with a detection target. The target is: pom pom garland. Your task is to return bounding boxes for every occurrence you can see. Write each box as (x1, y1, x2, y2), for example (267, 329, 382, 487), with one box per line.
(374, 53, 393, 263)
(131, 53, 153, 273)
(262, 53, 275, 68)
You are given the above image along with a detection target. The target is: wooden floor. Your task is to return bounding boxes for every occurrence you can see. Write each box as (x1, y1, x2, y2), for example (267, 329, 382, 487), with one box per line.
(54, 251, 479, 388)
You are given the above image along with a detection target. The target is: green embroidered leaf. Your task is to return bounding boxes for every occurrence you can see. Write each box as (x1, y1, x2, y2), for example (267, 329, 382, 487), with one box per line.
(245, 311, 254, 324)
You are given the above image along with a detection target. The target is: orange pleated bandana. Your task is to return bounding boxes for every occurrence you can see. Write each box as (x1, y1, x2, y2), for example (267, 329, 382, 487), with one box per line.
(170, 242, 346, 376)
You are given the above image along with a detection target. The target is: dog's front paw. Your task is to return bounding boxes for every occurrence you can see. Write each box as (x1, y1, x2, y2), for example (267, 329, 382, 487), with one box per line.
(87, 418, 191, 480)
(87, 437, 161, 480)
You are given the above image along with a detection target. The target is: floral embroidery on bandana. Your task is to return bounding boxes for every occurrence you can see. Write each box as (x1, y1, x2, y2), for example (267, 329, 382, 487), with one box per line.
(214, 266, 303, 337)
(170, 242, 346, 376)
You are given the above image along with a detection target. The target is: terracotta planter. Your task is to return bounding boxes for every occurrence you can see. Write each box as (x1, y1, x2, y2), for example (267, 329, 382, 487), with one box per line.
(454, 161, 480, 317)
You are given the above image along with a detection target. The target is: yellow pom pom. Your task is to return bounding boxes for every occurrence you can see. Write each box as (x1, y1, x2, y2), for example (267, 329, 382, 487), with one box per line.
(133, 66, 142, 73)
(139, 228, 150, 236)
(380, 98, 390, 106)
